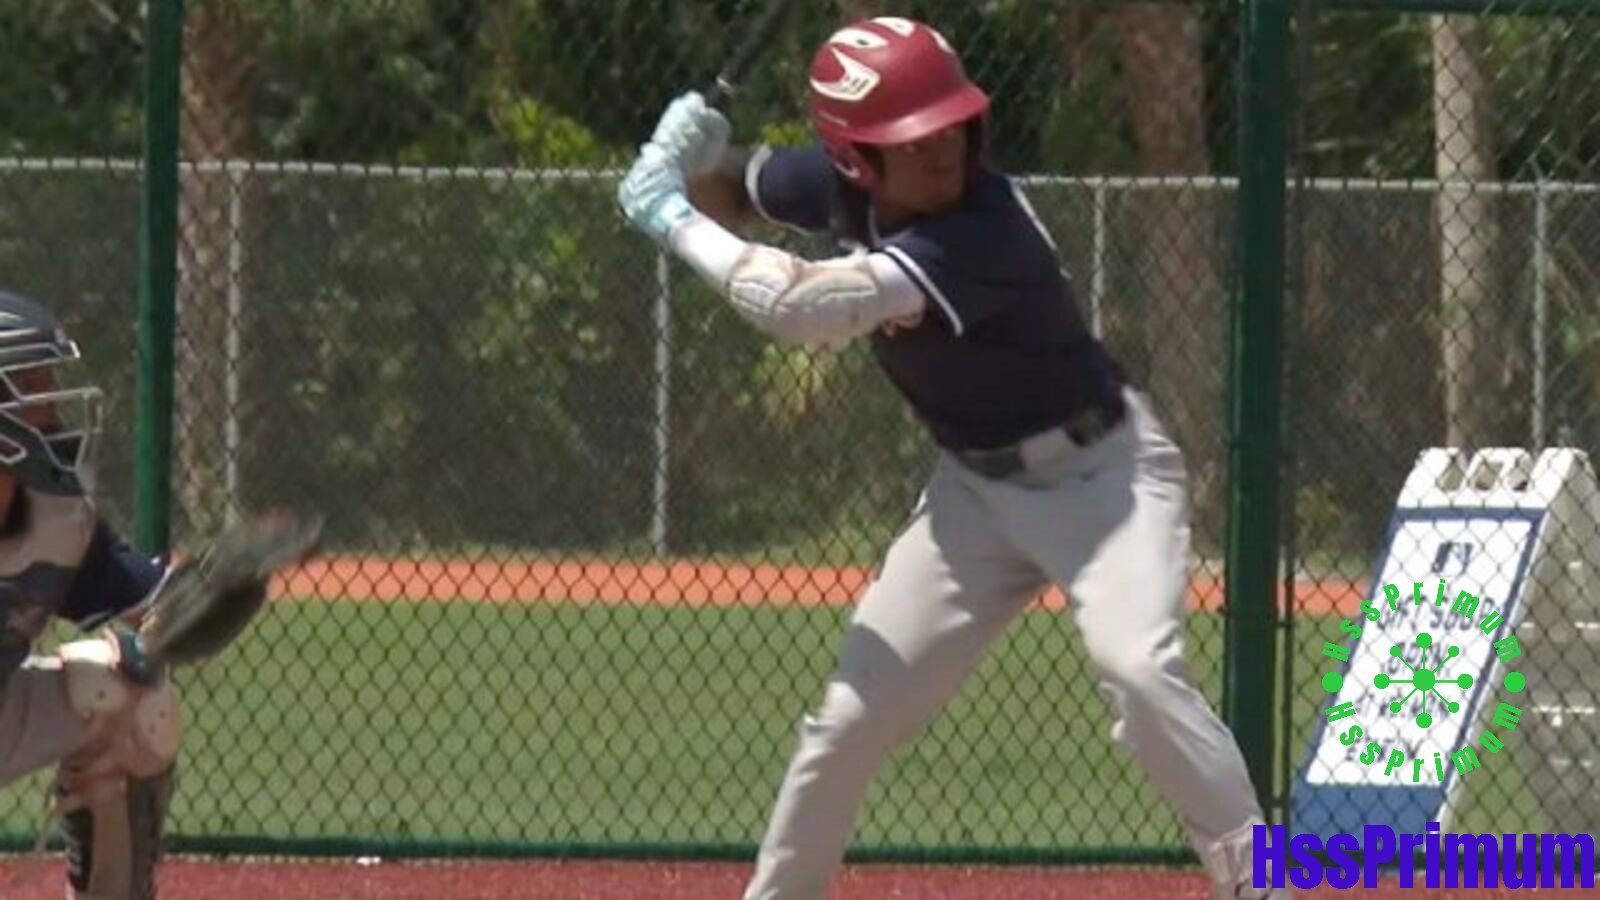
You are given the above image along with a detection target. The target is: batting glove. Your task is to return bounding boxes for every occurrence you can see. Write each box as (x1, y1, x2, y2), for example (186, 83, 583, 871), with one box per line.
(618, 141, 696, 245)
(649, 91, 731, 176)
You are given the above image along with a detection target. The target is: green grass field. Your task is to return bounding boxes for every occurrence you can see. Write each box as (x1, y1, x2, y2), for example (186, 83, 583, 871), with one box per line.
(0, 601, 1547, 858)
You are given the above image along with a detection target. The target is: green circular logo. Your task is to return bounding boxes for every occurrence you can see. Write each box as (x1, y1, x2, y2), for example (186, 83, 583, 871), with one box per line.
(1374, 632, 1473, 728)
(1318, 579, 1530, 783)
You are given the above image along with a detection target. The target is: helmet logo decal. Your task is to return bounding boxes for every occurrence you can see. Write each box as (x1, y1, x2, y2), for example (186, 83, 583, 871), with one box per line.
(871, 17, 917, 36)
(930, 29, 956, 54)
(810, 48, 881, 102)
(829, 27, 888, 49)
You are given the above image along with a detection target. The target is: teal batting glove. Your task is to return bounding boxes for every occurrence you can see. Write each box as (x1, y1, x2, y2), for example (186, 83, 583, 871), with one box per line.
(649, 91, 731, 176)
(618, 142, 696, 245)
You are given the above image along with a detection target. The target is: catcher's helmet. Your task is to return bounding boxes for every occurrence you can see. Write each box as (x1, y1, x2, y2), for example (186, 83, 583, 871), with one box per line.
(0, 291, 101, 496)
(807, 16, 990, 191)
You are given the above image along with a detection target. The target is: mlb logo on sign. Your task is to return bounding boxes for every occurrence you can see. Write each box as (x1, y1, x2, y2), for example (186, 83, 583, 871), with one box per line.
(1291, 447, 1600, 841)
(1430, 540, 1474, 576)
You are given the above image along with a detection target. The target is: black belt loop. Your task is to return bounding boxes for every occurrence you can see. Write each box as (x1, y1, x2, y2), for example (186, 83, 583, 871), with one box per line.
(956, 445, 1025, 480)
(954, 397, 1127, 481)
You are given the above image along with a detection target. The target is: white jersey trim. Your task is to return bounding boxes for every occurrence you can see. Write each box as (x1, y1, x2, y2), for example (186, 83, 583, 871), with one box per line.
(744, 144, 777, 224)
(1007, 180, 1060, 252)
(1007, 180, 1078, 286)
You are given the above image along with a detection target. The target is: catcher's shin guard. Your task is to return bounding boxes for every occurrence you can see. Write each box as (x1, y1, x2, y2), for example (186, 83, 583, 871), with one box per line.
(62, 766, 173, 900)
(51, 630, 182, 900)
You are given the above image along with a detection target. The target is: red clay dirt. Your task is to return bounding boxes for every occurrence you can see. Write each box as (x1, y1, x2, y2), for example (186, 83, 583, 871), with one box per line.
(7, 857, 1589, 899)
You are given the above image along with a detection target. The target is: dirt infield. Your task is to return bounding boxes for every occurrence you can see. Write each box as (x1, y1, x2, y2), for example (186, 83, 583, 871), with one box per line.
(7, 857, 1593, 899)
(275, 556, 1367, 614)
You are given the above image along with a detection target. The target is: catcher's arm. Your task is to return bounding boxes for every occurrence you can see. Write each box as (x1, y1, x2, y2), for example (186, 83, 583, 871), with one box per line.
(60, 520, 165, 629)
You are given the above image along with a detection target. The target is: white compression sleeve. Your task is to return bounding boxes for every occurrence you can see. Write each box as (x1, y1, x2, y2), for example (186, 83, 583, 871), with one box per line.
(667, 212, 925, 347)
(668, 212, 747, 287)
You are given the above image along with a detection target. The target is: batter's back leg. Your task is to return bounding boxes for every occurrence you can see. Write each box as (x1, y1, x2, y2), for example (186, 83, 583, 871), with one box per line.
(743, 460, 1045, 900)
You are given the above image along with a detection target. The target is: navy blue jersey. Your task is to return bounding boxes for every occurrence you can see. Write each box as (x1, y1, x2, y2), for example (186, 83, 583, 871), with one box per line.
(750, 144, 1125, 451)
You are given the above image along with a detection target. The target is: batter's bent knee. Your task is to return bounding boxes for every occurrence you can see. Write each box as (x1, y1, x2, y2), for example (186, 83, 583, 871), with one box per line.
(1090, 641, 1188, 704)
(798, 681, 905, 757)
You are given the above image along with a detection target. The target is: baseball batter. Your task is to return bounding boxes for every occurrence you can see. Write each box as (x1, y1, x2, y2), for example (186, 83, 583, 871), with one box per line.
(0, 290, 179, 900)
(618, 16, 1290, 900)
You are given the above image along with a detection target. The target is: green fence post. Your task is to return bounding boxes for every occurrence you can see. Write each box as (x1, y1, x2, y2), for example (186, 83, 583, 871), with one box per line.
(1226, 0, 1290, 817)
(136, 0, 183, 556)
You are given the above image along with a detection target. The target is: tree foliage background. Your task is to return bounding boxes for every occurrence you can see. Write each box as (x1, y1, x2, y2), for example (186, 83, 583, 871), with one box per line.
(0, 0, 1596, 568)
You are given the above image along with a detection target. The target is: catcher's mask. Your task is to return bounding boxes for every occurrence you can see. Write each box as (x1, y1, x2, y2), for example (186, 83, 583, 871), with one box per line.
(0, 291, 102, 497)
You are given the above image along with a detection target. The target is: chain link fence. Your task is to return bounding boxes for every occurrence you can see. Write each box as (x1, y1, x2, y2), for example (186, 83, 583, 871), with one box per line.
(1284, 0, 1600, 845)
(1, 0, 1597, 871)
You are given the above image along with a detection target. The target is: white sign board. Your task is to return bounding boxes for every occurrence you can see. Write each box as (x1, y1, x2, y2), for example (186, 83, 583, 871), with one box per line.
(1308, 513, 1536, 786)
(1289, 446, 1596, 841)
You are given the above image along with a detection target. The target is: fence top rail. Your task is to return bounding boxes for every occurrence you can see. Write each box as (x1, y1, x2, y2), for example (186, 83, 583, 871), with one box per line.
(2, 157, 1598, 195)
(0, 157, 627, 182)
(1326, 0, 1600, 14)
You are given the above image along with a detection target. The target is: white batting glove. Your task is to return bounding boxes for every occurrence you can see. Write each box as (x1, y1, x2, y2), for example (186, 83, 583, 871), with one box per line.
(618, 141, 696, 245)
(648, 91, 732, 176)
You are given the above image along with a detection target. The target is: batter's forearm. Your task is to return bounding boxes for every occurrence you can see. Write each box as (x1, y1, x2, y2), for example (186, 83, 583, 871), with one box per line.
(687, 146, 756, 232)
(667, 213, 924, 347)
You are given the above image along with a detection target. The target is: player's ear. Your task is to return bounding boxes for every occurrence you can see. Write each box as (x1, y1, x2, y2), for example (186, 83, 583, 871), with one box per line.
(855, 144, 885, 182)
(964, 118, 986, 171)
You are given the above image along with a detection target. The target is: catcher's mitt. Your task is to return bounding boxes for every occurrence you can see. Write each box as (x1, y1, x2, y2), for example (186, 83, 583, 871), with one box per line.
(134, 511, 323, 667)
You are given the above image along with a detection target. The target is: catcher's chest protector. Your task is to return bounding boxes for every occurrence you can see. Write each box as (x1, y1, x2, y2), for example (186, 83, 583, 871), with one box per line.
(0, 491, 95, 675)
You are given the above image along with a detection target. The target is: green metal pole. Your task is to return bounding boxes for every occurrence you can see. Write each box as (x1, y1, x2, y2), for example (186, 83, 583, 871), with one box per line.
(1225, 0, 1290, 817)
(136, 0, 183, 556)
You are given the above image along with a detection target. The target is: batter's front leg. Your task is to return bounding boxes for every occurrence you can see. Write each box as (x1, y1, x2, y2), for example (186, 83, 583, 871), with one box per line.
(1064, 483, 1276, 898)
(744, 459, 1044, 900)
(1004, 394, 1286, 900)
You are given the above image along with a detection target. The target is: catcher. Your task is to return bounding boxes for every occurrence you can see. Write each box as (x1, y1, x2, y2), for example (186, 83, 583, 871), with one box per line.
(0, 289, 321, 900)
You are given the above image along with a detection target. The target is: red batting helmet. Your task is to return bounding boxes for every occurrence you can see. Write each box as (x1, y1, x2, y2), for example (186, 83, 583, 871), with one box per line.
(807, 17, 990, 191)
